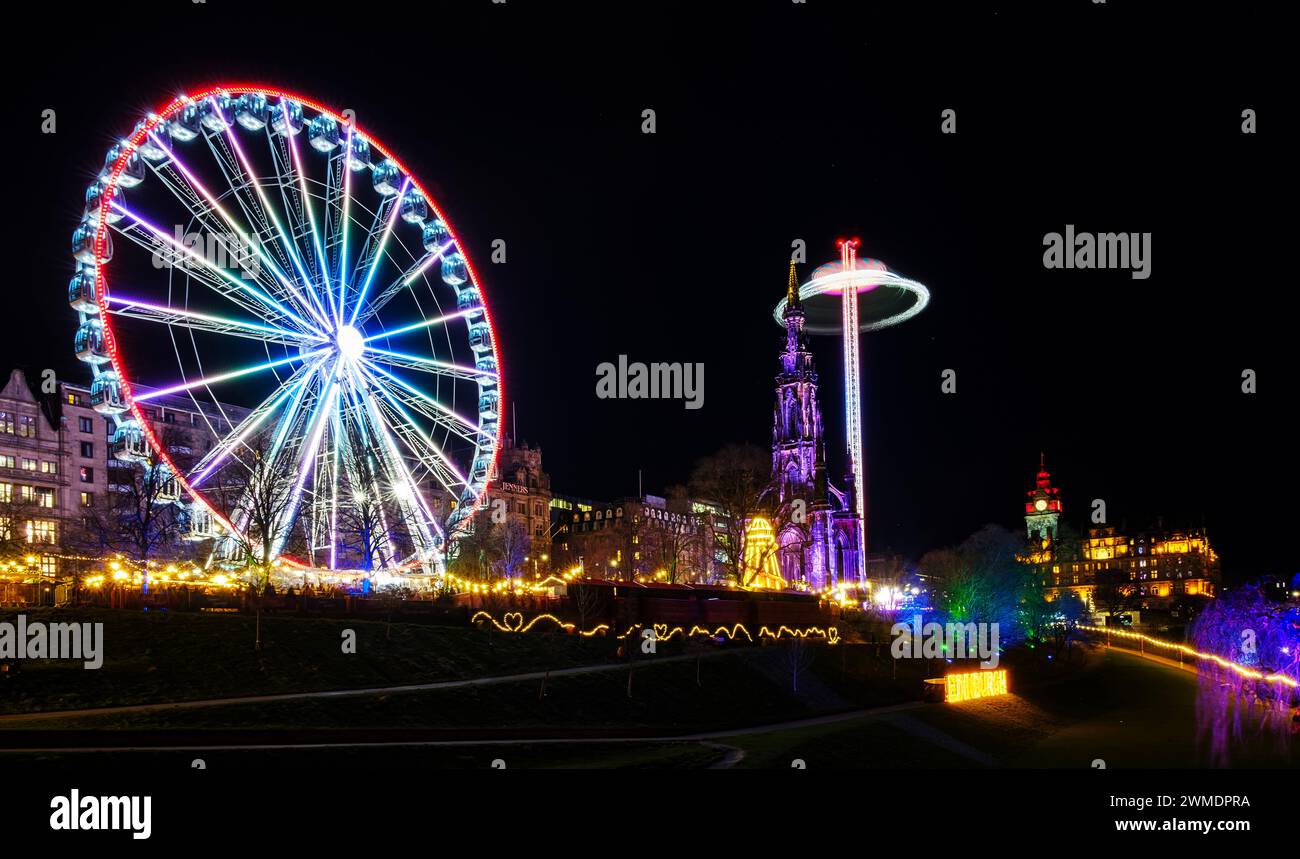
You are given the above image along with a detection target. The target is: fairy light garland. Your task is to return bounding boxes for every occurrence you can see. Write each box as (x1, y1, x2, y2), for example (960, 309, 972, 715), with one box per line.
(1084, 624, 1297, 689)
(470, 611, 839, 644)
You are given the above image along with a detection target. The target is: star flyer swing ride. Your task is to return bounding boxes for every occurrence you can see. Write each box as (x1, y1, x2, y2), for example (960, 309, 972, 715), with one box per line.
(69, 85, 503, 585)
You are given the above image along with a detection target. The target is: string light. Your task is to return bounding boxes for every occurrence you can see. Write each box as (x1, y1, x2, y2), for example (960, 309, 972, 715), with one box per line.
(1084, 624, 1297, 688)
(470, 611, 839, 644)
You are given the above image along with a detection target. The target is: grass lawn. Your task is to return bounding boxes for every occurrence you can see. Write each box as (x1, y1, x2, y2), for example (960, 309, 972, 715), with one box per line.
(0, 607, 616, 714)
(0, 647, 840, 733)
(1, 741, 730, 771)
(6, 610, 1291, 770)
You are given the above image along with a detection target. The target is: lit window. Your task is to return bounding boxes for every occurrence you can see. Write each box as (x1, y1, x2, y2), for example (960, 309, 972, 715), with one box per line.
(27, 520, 57, 544)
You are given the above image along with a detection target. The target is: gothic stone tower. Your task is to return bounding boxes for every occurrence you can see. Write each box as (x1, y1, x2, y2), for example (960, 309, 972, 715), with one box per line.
(769, 262, 860, 589)
(772, 260, 825, 502)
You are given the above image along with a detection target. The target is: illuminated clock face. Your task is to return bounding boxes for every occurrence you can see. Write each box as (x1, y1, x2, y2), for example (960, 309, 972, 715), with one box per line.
(1034, 499, 1048, 512)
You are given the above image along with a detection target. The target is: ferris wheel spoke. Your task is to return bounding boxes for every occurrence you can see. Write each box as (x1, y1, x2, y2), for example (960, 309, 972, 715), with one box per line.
(204, 97, 333, 331)
(133, 347, 328, 404)
(353, 240, 457, 325)
(361, 394, 442, 542)
(345, 177, 410, 326)
(104, 295, 325, 348)
(272, 102, 336, 321)
(366, 379, 484, 451)
(332, 127, 356, 327)
(188, 360, 322, 486)
(368, 383, 469, 486)
(270, 368, 340, 558)
(143, 132, 305, 305)
(149, 131, 331, 328)
(337, 382, 406, 567)
(370, 392, 469, 497)
(105, 217, 307, 335)
(360, 307, 477, 342)
(362, 345, 495, 383)
(360, 358, 492, 444)
(110, 202, 326, 337)
(266, 138, 325, 300)
(323, 390, 346, 568)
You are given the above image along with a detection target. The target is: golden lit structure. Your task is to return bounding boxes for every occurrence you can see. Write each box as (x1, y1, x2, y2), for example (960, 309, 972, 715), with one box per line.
(1019, 461, 1220, 611)
(944, 669, 1009, 702)
(742, 516, 786, 589)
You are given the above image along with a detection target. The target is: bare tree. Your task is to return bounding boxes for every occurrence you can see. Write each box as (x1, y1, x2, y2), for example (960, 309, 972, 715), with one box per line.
(337, 489, 391, 572)
(641, 485, 703, 584)
(570, 582, 606, 632)
(209, 440, 300, 651)
(211, 440, 299, 571)
(446, 517, 504, 583)
(785, 637, 817, 693)
(1092, 566, 1142, 618)
(689, 444, 775, 587)
(924, 524, 1030, 630)
(100, 429, 191, 566)
(495, 520, 530, 579)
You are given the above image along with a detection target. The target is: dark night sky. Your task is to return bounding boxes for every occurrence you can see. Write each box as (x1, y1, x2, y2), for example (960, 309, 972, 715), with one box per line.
(10, 2, 1295, 580)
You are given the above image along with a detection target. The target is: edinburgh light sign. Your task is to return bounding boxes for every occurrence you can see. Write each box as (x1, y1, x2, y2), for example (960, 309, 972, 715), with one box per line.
(944, 669, 1009, 703)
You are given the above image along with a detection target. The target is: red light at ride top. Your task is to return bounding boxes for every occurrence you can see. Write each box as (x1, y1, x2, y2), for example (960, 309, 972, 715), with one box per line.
(835, 237, 861, 249)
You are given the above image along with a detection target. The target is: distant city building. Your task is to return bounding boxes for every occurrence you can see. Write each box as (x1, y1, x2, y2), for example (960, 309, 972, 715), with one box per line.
(1020, 458, 1221, 612)
(482, 436, 553, 543)
(552, 491, 718, 583)
(0, 367, 250, 578)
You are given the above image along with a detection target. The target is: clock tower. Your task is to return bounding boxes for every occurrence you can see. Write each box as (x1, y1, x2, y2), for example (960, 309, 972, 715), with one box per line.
(1024, 453, 1062, 542)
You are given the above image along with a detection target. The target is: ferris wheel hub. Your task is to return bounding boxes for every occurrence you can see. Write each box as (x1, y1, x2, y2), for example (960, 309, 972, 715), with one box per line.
(336, 324, 364, 361)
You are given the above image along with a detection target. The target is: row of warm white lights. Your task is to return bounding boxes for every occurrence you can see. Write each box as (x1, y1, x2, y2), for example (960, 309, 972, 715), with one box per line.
(1084, 624, 1297, 689)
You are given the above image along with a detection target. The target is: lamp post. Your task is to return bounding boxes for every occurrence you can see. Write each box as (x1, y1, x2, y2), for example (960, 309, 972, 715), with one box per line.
(25, 555, 44, 606)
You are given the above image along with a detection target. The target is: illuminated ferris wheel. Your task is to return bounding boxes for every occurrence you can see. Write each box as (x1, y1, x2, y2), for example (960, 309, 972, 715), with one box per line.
(69, 84, 503, 576)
